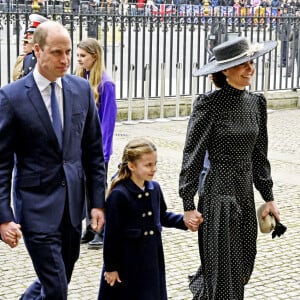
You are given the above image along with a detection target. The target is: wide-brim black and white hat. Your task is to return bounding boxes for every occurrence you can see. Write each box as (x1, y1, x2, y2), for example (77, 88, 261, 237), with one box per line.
(194, 37, 277, 76)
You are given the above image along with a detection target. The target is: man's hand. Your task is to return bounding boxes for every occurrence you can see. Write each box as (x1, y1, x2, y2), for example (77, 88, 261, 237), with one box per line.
(90, 208, 105, 232)
(0, 221, 22, 248)
(184, 210, 203, 232)
(104, 271, 122, 286)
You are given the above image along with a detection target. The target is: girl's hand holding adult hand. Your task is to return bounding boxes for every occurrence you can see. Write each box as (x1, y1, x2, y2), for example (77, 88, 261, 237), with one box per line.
(184, 210, 203, 232)
(0, 221, 22, 248)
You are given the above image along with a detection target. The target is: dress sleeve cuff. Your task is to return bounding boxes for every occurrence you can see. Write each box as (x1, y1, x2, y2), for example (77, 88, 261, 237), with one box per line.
(262, 190, 274, 202)
(183, 199, 196, 211)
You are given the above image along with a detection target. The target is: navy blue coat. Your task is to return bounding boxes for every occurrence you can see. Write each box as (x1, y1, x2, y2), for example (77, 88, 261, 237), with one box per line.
(0, 73, 106, 232)
(98, 179, 187, 300)
(22, 52, 36, 77)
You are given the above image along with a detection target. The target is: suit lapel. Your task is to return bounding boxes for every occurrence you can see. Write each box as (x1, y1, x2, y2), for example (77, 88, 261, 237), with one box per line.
(26, 74, 57, 141)
(26, 73, 62, 151)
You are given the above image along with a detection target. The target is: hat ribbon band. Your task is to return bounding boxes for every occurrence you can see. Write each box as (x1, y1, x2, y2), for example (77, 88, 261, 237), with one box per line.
(216, 43, 263, 65)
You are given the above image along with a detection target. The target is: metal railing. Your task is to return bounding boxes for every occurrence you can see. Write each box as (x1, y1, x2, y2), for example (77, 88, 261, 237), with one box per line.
(1, 1, 300, 100)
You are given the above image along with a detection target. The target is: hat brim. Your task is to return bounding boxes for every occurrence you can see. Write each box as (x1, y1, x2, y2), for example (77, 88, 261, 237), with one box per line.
(29, 13, 48, 23)
(25, 27, 35, 33)
(193, 40, 277, 77)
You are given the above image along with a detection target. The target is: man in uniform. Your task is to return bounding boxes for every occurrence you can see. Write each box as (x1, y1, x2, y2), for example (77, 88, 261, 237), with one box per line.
(22, 14, 48, 77)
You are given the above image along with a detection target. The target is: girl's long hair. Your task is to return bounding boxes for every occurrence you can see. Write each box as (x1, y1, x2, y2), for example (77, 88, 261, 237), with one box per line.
(75, 38, 105, 104)
(107, 138, 157, 196)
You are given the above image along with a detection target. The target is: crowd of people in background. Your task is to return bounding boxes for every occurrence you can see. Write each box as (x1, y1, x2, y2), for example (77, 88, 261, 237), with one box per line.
(88, 0, 300, 10)
(90, 0, 300, 26)
(2, 0, 300, 12)
(91, 0, 300, 22)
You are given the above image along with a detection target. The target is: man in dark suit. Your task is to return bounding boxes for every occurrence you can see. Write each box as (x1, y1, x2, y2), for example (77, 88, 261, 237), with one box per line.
(0, 21, 106, 299)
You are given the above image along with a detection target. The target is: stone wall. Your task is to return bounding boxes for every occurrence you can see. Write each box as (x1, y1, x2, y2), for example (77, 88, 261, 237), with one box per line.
(116, 90, 300, 121)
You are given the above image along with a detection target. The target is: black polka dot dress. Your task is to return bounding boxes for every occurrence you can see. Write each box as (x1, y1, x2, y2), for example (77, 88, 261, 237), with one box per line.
(179, 83, 274, 300)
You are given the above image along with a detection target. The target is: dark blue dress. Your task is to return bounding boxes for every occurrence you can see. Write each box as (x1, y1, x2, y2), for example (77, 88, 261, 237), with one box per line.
(98, 179, 187, 300)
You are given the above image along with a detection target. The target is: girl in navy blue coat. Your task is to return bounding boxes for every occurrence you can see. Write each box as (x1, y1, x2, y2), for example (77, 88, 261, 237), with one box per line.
(98, 138, 197, 300)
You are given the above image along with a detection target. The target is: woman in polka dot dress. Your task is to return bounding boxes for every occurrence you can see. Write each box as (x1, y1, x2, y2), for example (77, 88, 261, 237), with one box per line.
(179, 37, 282, 299)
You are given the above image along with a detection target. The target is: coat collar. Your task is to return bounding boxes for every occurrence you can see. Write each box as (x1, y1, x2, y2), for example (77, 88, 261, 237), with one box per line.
(124, 178, 155, 194)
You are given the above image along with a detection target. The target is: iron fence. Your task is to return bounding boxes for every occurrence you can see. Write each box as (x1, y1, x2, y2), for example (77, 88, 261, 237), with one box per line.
(0, 1, 300, 100)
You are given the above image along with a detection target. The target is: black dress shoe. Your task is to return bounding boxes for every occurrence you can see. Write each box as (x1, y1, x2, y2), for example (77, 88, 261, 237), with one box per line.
(188, 274, 195, 282)
(80, 229, 95, 244)
(88, 233, 103, 249)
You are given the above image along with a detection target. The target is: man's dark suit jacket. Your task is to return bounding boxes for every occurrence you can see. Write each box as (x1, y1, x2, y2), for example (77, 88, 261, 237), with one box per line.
(0, 72, 106, 233)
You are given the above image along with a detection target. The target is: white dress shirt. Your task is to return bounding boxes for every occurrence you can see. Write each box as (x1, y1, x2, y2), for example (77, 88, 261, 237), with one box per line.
(33, 68, 64, 129)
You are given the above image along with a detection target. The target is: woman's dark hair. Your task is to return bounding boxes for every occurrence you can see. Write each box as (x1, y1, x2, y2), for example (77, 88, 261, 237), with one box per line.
(211, 71, 227, 89)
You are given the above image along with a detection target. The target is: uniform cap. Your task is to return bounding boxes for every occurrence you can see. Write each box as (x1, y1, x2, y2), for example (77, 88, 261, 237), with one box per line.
(25, 14, 48, 33)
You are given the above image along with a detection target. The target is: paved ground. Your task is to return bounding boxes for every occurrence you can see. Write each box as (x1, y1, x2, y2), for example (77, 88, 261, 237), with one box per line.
(0, 108, 299, 300)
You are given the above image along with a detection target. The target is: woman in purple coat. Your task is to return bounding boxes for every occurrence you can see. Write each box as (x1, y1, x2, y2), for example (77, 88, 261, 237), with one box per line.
(76, 38, 117, 173)
(76, 38, 117, 248)
(98, 138, 198, 300)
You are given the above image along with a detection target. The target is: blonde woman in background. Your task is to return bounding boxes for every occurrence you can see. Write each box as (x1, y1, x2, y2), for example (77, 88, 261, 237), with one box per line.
(76, 38, 117, 249)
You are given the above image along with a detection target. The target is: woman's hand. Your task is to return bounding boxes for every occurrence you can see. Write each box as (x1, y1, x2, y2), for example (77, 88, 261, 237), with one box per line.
(184, 210, 203, 232)
(261, 200, 280, 222)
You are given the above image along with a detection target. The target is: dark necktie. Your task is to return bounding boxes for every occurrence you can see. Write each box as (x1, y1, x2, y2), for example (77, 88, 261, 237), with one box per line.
(50, 82, 63, 148)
